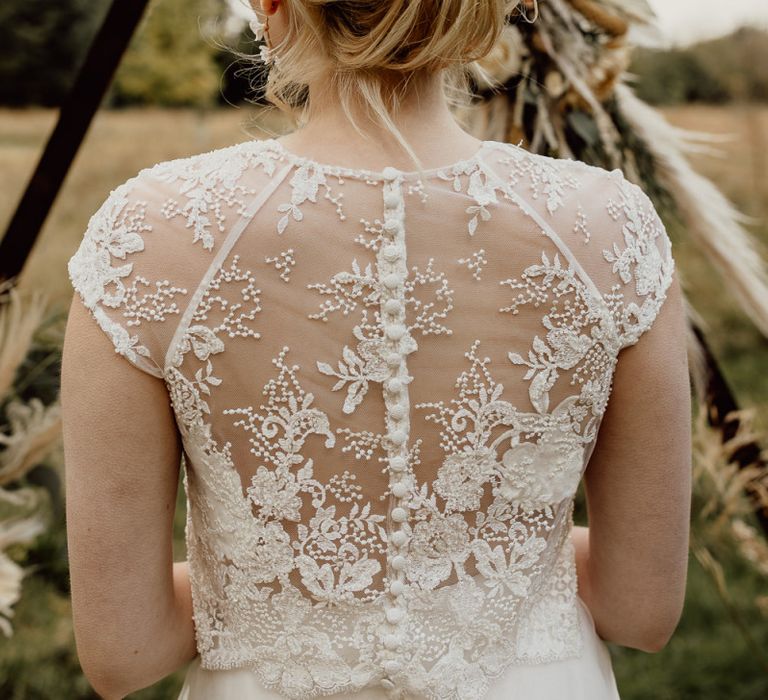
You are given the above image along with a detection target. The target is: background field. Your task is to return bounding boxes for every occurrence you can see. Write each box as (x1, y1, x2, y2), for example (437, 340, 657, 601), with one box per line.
(1, 103, 767, 698)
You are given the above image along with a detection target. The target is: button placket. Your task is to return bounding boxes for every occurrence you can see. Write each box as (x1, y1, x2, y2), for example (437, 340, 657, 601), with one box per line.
(377, 167, 412, 691)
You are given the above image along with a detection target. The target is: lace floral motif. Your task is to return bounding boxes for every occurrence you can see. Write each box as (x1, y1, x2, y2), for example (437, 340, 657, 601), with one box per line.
(153, 141, 281, 250)
(276, 162, 346, 235)
(68, 138, 676, 700)
(500, 250, 618, 421)
(167, 252, 264, 368)
(316, 336, 393, 415)
(415, 340, 585, 520)
(309, 255, 455, 416)
(121, 277, 188, 327)
(167, 363, 219, 431)
(602, 174, 676, 348)
(574, 204, 591, 243)
(68, 185, 147, 305)
(499, 147, 579, 214)
(497, 397, 585, 511)
(465, 169, 499, 236)
(68, 175, 181, 375)
(439, 162, 505, 235)
(221, 348, 388, 600)
(224, 346, 336, 467)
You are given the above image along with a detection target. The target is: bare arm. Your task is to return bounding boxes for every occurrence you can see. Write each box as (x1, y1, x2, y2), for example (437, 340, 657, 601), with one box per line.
(571, 524, 589, 595)
(61, 297, 197, 699)
(579, 271, 692, 653)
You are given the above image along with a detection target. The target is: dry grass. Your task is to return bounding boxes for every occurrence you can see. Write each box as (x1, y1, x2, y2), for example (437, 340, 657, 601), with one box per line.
(654, 105, 768, 431)
(661, 104, 768, 222)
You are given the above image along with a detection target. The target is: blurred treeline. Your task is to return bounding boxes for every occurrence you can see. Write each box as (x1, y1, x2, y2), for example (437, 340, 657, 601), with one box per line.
(630, 27, 768, 105)
(3, 2, 768, 110)
(0, 0, 263, 108)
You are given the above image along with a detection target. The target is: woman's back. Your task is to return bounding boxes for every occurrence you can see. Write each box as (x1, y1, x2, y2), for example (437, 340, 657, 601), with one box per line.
(67, 135, 676, 699)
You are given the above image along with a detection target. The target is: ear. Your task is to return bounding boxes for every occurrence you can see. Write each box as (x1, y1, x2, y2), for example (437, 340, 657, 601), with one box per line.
(260, 0, 281, 15)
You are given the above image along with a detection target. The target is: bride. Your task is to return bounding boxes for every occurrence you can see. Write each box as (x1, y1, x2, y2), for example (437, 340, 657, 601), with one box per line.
(61, 1, 692, 698)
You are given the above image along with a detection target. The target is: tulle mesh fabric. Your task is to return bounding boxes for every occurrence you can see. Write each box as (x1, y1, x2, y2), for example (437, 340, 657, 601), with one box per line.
(67, 138, 674, 700)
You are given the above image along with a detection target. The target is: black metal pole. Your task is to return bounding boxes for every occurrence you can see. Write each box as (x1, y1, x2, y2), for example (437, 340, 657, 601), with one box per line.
(0, 0, 151, 283)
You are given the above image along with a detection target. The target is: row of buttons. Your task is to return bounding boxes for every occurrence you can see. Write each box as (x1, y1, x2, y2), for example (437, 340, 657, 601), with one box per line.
(379, 167, 410, 694)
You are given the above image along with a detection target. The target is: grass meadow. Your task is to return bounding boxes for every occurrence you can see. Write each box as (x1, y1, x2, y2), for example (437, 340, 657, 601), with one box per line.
(1, 105, 767, 698)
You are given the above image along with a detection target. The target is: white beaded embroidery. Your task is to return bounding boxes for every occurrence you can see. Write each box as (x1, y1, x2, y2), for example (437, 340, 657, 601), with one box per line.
(264, 248, 296, 282)
(574, 204, 591, 244)
(458, 248, 488, 281)
(67, 137, 675, 700)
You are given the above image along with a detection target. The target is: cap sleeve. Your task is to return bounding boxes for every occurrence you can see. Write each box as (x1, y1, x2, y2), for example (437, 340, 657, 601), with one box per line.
(600, 170, 677, 351)
(67, 171, 191, 378)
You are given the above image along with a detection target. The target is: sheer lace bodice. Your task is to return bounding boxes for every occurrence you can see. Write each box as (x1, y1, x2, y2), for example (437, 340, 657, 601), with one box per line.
(68, 137, 674, 700)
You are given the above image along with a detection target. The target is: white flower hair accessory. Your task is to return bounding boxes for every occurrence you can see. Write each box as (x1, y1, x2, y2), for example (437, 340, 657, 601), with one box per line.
(250, 13, 278, 67)
(249, 15, 266, 42)
(259, 43, 277, 66)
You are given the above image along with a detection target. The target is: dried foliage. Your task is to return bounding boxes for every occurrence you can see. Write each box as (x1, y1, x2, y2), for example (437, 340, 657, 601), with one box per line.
(691, 402, 768, 588)
(458, 0, 768, 344)
(0, 279, 61, 636)
(455, 0, 768, 658)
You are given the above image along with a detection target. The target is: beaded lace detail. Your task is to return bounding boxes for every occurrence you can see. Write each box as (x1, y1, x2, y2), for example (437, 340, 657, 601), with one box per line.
(68, 137, 675, 699)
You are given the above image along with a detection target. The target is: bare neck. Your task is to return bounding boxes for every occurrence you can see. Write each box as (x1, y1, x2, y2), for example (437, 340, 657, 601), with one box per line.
(276, 70, 482, 172)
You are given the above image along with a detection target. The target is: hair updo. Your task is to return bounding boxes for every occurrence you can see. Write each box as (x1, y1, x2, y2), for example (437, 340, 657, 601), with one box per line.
(245, 0, 525, 171)
(307, 0, 513, 73)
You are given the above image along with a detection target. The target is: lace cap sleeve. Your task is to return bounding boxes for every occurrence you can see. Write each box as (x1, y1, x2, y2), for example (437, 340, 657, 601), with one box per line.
(601, 169, 676, 351)
(67, 170, 191, 378)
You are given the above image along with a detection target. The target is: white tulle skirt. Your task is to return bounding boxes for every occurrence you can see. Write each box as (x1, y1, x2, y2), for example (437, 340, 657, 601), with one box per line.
(178, 596, 620, 700)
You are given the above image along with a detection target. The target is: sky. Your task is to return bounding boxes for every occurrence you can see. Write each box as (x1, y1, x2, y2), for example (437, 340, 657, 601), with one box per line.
(228, 0, 768, 47)
(647, 0, 768, 45)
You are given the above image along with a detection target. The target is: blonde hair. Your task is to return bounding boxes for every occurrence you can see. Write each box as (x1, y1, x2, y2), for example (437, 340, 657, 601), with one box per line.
(241, 0, 526, 176)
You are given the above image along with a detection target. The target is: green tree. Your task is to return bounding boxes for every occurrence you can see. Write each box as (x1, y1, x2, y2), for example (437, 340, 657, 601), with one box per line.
(630, 27, 768, 105)
(692, 27, 768, 102)
(109, 0, 224, 107)
(0, 0, 110, 106)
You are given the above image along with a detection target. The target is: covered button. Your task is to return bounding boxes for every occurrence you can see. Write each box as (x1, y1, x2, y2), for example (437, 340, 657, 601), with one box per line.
(383, 660, 402, 674)
(386, 607, 405, 624)
(384, 634, 400, 650)
(386, 377, 403, 392)
(391, 506, 408, 522)
(382, 166, 400, 180)
(384, 192, 399, 209)
(385, 352, 401, 367)
(383, 244, 401, 261)
(383, 273, 400, 289)
(386, 324, 406, 341)
(390, 579, 406, 596)
(380, 679, 395, 690)
(390, 403, 407, 420)
(391, 482, 407, 499)
(389, 429, 407, 445)
(390, 456, 406, 472)
(391, 529, 408, 546)
(391, 554, 406, 571)
(384, 299, 401, 314)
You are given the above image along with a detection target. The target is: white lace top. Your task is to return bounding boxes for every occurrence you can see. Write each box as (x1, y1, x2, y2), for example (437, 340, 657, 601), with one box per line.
(68, 137, 674, 700)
